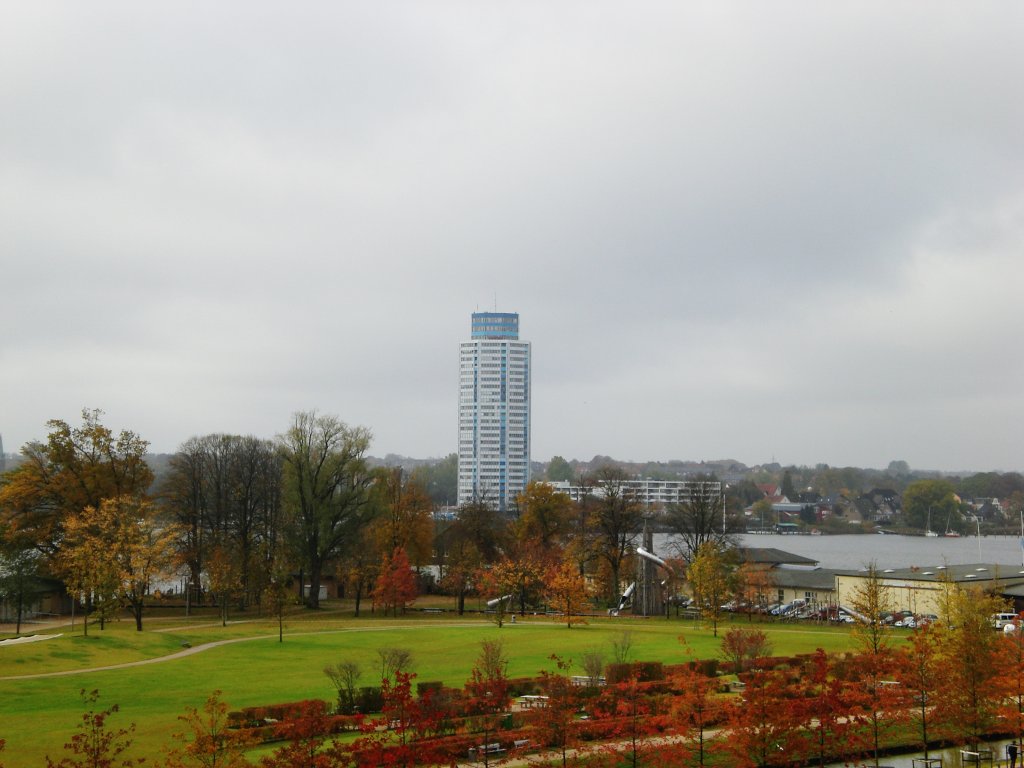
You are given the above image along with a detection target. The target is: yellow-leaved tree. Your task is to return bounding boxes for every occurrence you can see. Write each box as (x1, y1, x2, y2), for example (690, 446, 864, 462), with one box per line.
(545, 559, 591, 628)
(686, 541, 735, 637)
(61, 496, 179, 632)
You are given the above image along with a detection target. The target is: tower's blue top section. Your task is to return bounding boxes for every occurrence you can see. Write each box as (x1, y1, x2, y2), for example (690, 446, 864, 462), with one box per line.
(471, 312, 519, 339)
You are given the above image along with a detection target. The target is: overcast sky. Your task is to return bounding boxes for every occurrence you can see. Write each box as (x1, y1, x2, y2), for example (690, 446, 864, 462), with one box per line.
(2, 3, 1022, 473)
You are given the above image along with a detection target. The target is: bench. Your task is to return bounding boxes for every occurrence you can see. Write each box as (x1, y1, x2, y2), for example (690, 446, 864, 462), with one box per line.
(468, 743, 505, 759)
(518, 695, 548, 709)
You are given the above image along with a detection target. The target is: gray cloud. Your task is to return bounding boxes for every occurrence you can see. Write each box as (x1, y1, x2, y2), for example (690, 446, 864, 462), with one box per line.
(2, 3, 1022, 472)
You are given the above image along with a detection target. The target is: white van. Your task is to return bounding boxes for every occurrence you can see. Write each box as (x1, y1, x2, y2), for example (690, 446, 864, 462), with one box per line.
(992, 613, 1018, 629)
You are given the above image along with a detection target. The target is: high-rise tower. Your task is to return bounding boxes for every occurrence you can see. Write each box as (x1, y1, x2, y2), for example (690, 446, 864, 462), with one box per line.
(457, 312, 531, 513)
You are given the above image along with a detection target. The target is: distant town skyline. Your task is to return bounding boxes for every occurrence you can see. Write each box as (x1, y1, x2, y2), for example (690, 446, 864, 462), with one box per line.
(2, 5, 1022, 473)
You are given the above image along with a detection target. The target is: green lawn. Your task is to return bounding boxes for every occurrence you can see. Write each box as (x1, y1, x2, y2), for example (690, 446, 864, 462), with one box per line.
(0, 609, 857, 767)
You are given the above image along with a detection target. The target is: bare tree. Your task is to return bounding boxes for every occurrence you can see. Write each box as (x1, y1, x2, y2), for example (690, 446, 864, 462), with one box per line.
(377, 646, 414, 684)
(324, 661, 362, 714)
(593, 466, 643, 604)
(582, 649, 606, 685)
(611, 630, 634, 664)
(663, 475, 733, 564)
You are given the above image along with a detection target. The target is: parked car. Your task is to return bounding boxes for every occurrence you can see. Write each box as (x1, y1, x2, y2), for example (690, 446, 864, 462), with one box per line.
(771, 599, 807, 617)
(992, 612, 1019, 630)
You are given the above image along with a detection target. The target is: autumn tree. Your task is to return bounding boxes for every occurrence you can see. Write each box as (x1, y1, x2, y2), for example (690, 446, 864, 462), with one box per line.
(544, 559, 591, 627)
(379, 670, 420, 767)
(592, 466, 643, 604)
(205, 546, 244, 628)
(61, 499, 170, 634)
(849, 561, 895, 655)
(162, 690, 256, 768)
(937, 585, 1008, 750)
(59, 543, 121, 635)
(46, 689, 140, 768)
(687, 541, 735, 637)
(434, 496, 507, 615)
(260, 700, 339, 768)
(370, 467, 434, 570)
(337, 526, 377, 617)
(371, 547, 417, 616)
(668, 643, 720, 768)
(532, 655, 584, 767)
(278, 411, 375, 609)
(895, 623, 947, 759)
(720, 626, 772, 673)
(997, 616, 1024, 748)
(262, 568, 293, 643)
(0, 410, 153, 559)
(435, 525, 479, 616)
(592, 676, 660, 768)
(478, 554, 545, 624)
(463, 639, 511, 768)
(843, 649, 910, 768)
(719, 667, 802, 768)
(793, 650, 857, 768)
(514, 481, 572, 556)
(735, 562, 776, 618)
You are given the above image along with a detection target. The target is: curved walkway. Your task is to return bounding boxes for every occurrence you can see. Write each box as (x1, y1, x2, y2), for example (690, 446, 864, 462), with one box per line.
(0, 621, 487, 681)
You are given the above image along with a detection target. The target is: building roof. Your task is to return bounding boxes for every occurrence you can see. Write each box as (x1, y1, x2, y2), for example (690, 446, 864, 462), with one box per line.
(835, 563, 1024, 585)
(770, 567, 841, 591)
(737, 547, 818, 566)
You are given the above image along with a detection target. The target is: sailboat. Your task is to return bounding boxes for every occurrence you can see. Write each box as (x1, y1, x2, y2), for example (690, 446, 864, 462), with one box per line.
(925, 507, 939, 537)
(943, 508, 960, 537)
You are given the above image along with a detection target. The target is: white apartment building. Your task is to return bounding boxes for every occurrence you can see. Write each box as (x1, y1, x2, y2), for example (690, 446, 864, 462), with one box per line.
(457, 312, 531, 513)
(546, 478, 722, 508)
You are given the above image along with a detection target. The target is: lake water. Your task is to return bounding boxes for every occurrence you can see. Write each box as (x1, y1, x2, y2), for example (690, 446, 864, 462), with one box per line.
(652, 533, 1024, 572)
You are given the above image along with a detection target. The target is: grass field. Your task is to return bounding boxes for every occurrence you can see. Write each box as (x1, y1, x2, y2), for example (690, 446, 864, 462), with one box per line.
(0, 606, 857, 767)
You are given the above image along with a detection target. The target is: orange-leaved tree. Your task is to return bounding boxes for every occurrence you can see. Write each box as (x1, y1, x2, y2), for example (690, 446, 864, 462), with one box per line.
(895, 622, 948, 759)
(544, 559, 591, 627)
(996, 613, 1024, 750)
(667, 645, 720, 768)
(371, 547, 417, 617)
(162, 690, 256, 768)
(532, 655, 585, 767)
(717, 666, 803, 768)
(463, 639, 511, 768)
(46, 689, 140, 768)
(370, 467, 435, 570)
(720, 626, 772, 674)
(259, 700, 340, 768)
(792, 649, 859, 768)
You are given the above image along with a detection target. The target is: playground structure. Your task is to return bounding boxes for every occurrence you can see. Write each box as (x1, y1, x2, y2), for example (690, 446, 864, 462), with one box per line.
(611, 523, 675, 617)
